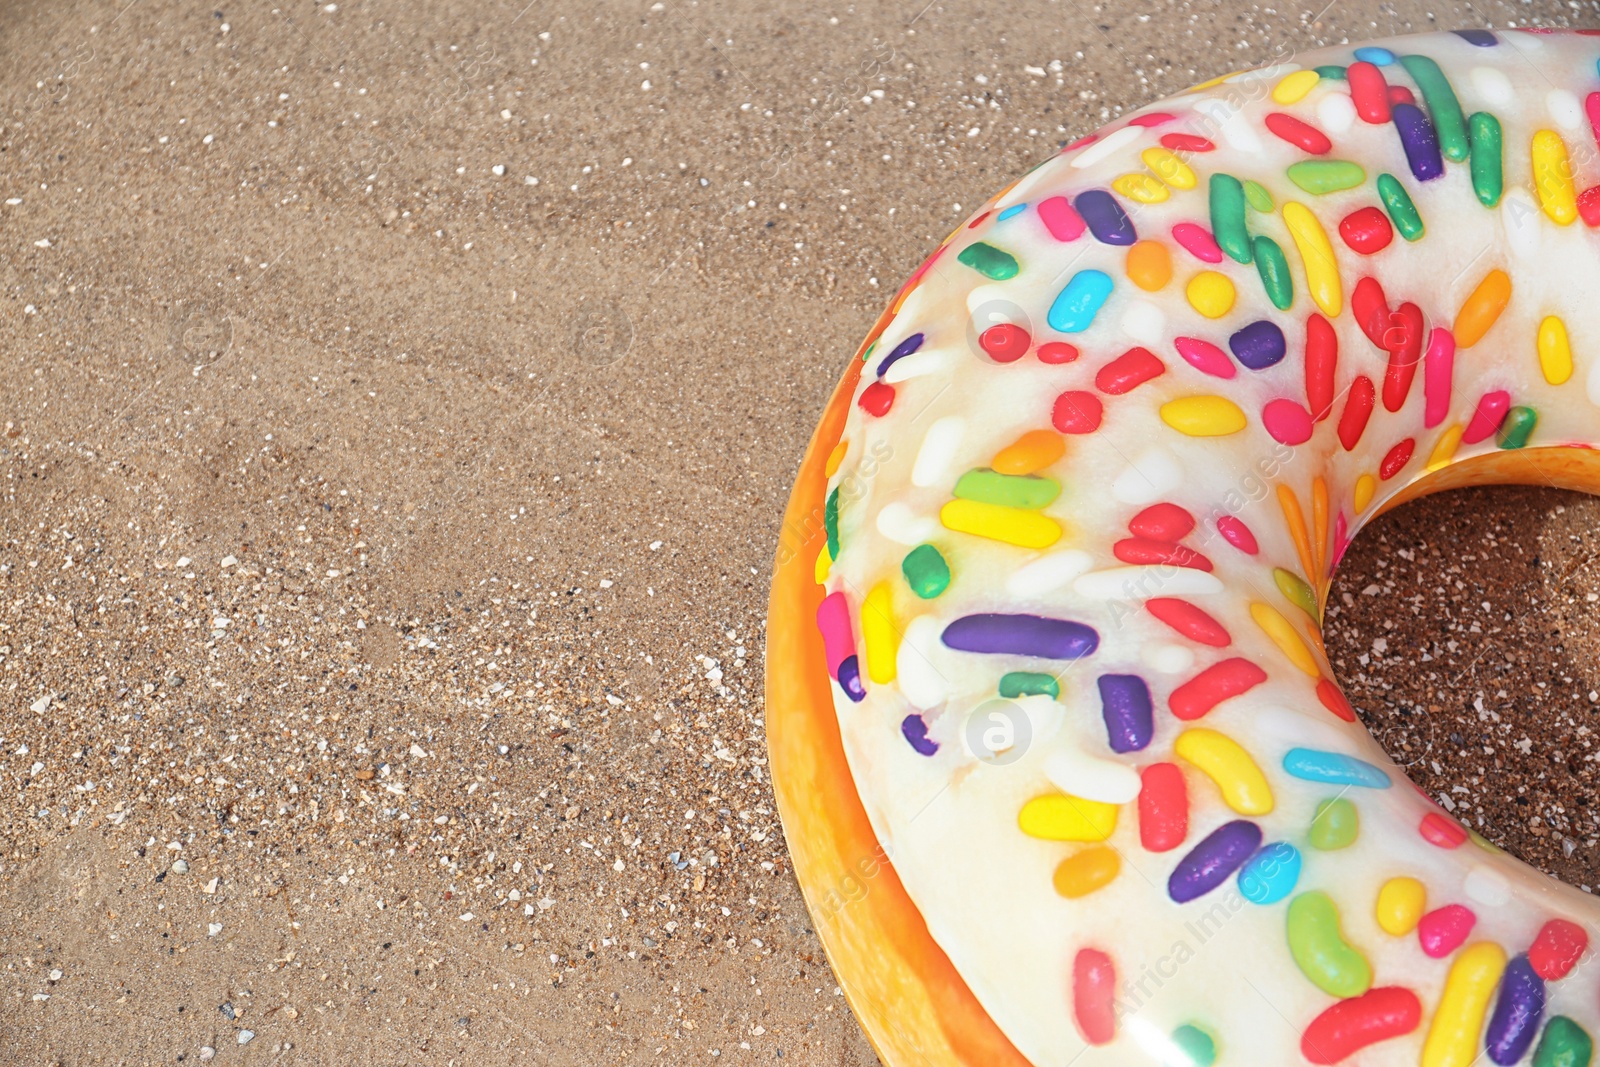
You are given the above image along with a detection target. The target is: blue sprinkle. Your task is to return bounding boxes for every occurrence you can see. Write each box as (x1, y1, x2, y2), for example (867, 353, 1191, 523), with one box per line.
(1452, 29, 1498, 47)
(997, 203, 1027, 221)
(1074, 189, 1138, 246)
(1353, 45, 1396, 65)
(875, 332, 925, 377)
(1282, 748, 1392, 788)
(1228, 320, 1286, 370)
(1047, 269, 1115, 333)
(837, 655, 866, 702)
(901, 714, 939, 756)
(1237, 842, 1301, 905)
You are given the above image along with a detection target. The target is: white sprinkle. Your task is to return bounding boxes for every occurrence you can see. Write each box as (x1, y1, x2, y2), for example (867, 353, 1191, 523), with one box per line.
(1547, 89, 1585, 131)
(1193, 97, 1263, 153)
(1470, 65, 1514, 108)
(882, 349, 951, 384)
(1141, 642, 1196, 674)
(1119, 300, 1166, 346)
(1111, 446, 1182, 504)
(1500, 187, 1541, 259)
(911, 416, 965, 488)
(1316, 91, 1355, 135)
(1069, 124, 1143, 168)
(895, 616, 949, 709)
(1074, 566, 1223, 600)
(1005, 550, 1093, 597)
(1043, 746, 1142, 804)
(1463, 866, 1513, 907)
(875, 501, 939, 546)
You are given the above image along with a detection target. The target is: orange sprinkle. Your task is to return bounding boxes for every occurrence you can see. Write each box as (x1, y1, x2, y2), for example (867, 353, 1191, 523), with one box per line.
(1311, 476, 1329, 581)
(1453, 269, 1512, 348)
(992, 429, 1066, 475)
(1053, 847, 1121, 898)
(1276, 485, 1317, 591)
(1125, 240, 1173, 291)
(825, 440, 848, 478)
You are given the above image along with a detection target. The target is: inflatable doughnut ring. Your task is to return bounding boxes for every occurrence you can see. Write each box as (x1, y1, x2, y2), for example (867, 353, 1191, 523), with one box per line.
(768, 29, 1600, 1067)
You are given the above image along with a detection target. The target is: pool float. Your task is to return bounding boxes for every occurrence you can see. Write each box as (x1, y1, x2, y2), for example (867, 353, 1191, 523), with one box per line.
(768, 29, 1600, 1067)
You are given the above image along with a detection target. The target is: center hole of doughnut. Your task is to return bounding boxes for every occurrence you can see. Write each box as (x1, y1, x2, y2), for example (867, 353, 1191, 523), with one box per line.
(1323, 486, 1600, 889)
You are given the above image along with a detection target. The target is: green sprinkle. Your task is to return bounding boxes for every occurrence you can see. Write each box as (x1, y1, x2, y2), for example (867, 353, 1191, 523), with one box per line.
(1533, 1015, 1594, 1067)
(1469, 828, 1504, 854)
(1252, 236, 1294, 311)
(861, 340, 876, 363)
(1468, 112, 1504, 207)
(824, 486, 840, 560)
(1309, 798, 1359, 850)
(1208, 173, 1253, 264)
(952, 468, 1061, 509)
(1399, 54, 1470, 163)
(901, 544, 951, 599)
(957, 241, 1019, 281)
(999, 671, 1060, 699)
(1286, 159, 1367, 195)
(1376, 173, 1424, 241)
(1313, 64, 1348, 80)
(1286, 891, 1373, 998)
(1273, 567, 1318, 617)
(1497, 406, 1538, 449)
(1243, 179, 1275, 213)
(1170, 1025, 1217, 1067)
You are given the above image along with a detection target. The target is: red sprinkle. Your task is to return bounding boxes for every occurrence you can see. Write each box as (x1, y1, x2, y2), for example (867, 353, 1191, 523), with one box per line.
(1265, 112, 1333, 154)
(1379, 439, 1415, 480)
(1096, 347, 1166, 395)
(1138, 763, 1189, 852)
(1301, 987, 1422, 1065)
(1339, 206, 1395, 254)
(1072, 949, 1117, 1045)
(1174, 336, 1236, 379)
(1316, 678, 1357, 722)
(1037, 341, 1080, 364)
(1461, 389, 1511, 444)
(1262, 398, 1315, 446)
(1128, 502, 1196, 541)
(1338, 375, 1376, 451)
(1347, 61, 1391, 124)
(858, 380, 895, 417)
(979, 323, 1032, 363)
(1169, 658, 1268, 721)
(1160, 133, 1215, 153)
(1579, 185, 1600, 227)
(1113, 538, 1212, 571)
(1037, 196, 1087, 242)
(1128, 111, 1176, 127)
(1529, 919, 1589, 980)
(1216, 516, 1259, 555)
(1352, 276, 1391, 349)
(1382, 302, 1425, 412)
(1417, 904, 1477, 958)
(1587, 91, 1600, 155)
(1420, 811, 1468, 849)
(966, 210, 992, 230)
(1305, 313, 1338, 421)
(1052, 390, 1104, 434)
(1386, 84, 1417, 107)
(1146, 598, 1230, 646)
(1063, 132, 1099, 151)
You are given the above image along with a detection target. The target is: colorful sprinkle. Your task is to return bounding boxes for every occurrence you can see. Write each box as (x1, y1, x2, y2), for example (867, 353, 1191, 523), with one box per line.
(1186, 270, 1237, 318)
(998, 671, 1059, 699)
(1098, 674, 1154, 753)
(1422, 943, 1508, 1067)
(1171, 221, 1224, 263)
(1376, 172, 1425, 239)
(1037, 195, 1086, 241)
(1302, 987, 1423, 1065)
(861, 581, 899, 684)
(901, 544, 951, 599)
(1048, 269, 1115, 333)
(941, 613, 1098, 659)
(1529, 919, 1588, 981)
(1138, 763, 1189, 853)
(957, 241, 1019, 280)
(1470, 111, 1505, 206)
(1072, 948, 1117, 1045)
(1392, 103, 1444, 181)
(1075, 189, 1138, 245)
(1308, 797, 1359, 850)
(953, 468, 1061, 510)
(1283, 748, 1395, 788)
(1141, 146, 1198, 189)
(1174, 727, 1274, 816)
(1054, 847, 1121, 898)
(1532, 129, 1578, 224)
(1125, 239, 1173, 291)
(1532, 1017, 1594, 1067)
(1238, 841, 1301, 904)
(1282, 201, 1343, 316)
(1288, 890, 1372, 997)
(1208, 174, 1253, 264)
(1398, 54, 1470, 161)
(1096, 346, 1167, 394)
(900, 714, 939, 755)
(1168, 819, 1262, 903)
(1376, 876, 1427, 935)
(992, 429, 1065, 475)
(940, 499, 1063, 549)
(1160, 395, 1248, 436)
(1170, 658, 1267, 720)
(1020, 794, 1118, 841)
(1487, 954, 1547, 1065)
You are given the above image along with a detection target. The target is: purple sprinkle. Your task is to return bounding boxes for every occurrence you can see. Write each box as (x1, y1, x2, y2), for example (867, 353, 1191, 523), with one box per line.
(875, 332, 925, 378)
(1168, 820, 1262, 903)
(1486, 954, 1545, 1065)
(1228, 320, 1286, 370)
(941, 614, 1100, 660)
(1073, 190, 1138, 246)
(837, 655, 866, 702)
(901, 714, 939, 756)
(1452, 29, 1498, 47)
(1392, 103, 1444, 181)
(1098, 674, 1153, 753)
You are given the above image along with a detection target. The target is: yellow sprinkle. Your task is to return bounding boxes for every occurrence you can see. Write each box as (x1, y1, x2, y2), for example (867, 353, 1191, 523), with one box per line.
(1353, 473, 1376, 513)
(813, 543, 832, 584)
(1282, 201, 1343, 317)
(1422, 942, 1508, 1067)
(940, 498, 1062, 549)
(825, 440, 848, 477)
(1251, 601, 1321, 677)
(1160, 395, 1248, 437)
(1052, 847, 1121, 898)
(1188, 70, 1244, 92)
(1140, 146, 1197, 190)
(1453, 269, 1513, 349)
(1174, 728, 1274, 816)
(1375, 876, 1426, 936)
(861, 581, 899, 685)
(1532, 129, 1578, 225)
(1538, 315, 1574, 385)
(1427, 425, 1464, 471)
(1272, 69, 1321, 105)
(1113, 172, 1170, 204)
(1019, 794, 1119, 842)
(1185, 271, 1236, 318)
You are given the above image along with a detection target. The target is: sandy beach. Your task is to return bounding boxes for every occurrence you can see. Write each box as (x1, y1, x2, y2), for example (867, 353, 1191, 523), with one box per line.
(5, 0, 1600, 1062)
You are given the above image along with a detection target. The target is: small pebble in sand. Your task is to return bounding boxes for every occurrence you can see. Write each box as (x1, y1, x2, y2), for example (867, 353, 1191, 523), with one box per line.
(171, 860, 189, 875)
(238, 1030, 255, 1045)
(198, 1049, 215, 1062)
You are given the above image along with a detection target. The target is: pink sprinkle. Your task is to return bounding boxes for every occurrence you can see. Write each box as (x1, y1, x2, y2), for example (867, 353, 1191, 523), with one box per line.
(1262, 399, 1314, 445)
(1171, 222, 1224, 263)
(1038, 196, 1087, 242)
(1173, 336, 1236, 379)
(1461, 389, 1511, 444)
(816, 592, 855, 675)
(1128, 111, 1176, 127)
(1216, 516, 1259, 555)
(1063, 132, 1099, 151)
(1331, 511, 1351, 569)
(1422, 327, 1455, 429)
(1417, 904, 1477, 958)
